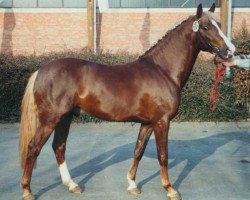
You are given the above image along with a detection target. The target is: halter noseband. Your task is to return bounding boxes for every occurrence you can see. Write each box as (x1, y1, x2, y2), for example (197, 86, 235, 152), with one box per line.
(192, 19, 220, 55)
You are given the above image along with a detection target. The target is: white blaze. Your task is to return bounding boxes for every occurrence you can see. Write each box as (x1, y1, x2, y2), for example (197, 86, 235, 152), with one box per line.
(211, 19, 236, 54)
(59, 162, 78, 190)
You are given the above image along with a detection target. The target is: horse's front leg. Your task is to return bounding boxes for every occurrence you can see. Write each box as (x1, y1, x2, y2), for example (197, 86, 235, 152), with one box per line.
(154, 117, 182, 200)
(127, 123, 153, 195)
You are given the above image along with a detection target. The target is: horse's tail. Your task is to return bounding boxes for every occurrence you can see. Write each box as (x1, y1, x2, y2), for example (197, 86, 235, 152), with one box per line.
(19, 71, 38, 169)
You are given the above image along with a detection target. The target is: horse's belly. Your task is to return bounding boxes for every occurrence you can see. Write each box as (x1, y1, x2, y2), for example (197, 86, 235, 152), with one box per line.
(76, 91, 139, 122)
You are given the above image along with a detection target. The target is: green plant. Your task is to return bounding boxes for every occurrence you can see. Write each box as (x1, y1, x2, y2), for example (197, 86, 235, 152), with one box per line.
(233, 19, 250, 51)
(0, 50, 137, 123)
(237, 19, 249, 41)
(0, 50, 248, 123)
(177, 60, 248, 121)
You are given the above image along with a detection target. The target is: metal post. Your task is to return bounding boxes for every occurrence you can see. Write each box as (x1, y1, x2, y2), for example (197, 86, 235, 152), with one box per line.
(220, 0, 233, 78)
(93, 0, 97, 53)
(227, 0, 232, 41)
(220, 0, 228, 35)
(226, 0, 233, 78)
(87, 0, 94, 51)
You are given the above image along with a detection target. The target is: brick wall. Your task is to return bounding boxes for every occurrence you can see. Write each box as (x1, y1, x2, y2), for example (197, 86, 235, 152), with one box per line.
(97, 11, 189, 54)
(0, 8, 249, 56)
(0, 9, 87, 55)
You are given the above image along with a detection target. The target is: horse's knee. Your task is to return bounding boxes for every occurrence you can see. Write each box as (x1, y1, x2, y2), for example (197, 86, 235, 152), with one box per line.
(158, 154, 167, 166)
(134, 149, 143, 160)
(134, 139, 148, 160)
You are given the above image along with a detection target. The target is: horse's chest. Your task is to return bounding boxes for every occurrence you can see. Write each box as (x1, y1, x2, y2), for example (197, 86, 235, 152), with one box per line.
(137, 91, 178, 122)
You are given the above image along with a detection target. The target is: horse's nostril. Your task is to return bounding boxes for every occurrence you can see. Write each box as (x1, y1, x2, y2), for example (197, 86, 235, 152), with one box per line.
(227, 49, 234, 58)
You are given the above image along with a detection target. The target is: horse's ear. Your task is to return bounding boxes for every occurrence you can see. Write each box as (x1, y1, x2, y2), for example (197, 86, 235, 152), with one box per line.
(209, 3, 216, 13)
(196, 4, 203, 19)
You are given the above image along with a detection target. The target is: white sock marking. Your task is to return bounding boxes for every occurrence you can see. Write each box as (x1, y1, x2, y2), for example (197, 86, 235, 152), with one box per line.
(59, 162, 78, 190)
(127, 173, 137, 190)
(211, 20, 236, 54)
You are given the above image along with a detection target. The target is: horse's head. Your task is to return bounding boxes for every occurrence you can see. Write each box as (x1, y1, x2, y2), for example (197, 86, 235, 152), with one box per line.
(194, 3, 235, 59)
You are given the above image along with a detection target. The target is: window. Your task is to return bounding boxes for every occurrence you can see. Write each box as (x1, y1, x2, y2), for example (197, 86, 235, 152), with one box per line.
(14, 0, 37, 8)
(38, 0, 63, 8)
(64, 0, 86, 8)
(0, 0, 248, 8)
(0, 0, 12, 8)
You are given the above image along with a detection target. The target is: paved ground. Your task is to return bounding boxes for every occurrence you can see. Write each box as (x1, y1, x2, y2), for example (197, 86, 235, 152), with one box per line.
(0, 122, 249, 200)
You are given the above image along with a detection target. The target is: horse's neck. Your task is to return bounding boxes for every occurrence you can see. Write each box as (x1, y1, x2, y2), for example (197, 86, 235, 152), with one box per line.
(143, 17, 200, 88)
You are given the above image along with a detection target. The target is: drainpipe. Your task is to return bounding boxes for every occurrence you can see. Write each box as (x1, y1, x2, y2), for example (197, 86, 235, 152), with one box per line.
(226, 0, 233, 78)
(227, 0, 232, 41)
(87, 0, 96, 52)
(93, 0, 97, 53)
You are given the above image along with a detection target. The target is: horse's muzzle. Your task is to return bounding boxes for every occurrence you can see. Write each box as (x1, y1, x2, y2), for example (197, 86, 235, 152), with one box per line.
(216, 46, 234, 60)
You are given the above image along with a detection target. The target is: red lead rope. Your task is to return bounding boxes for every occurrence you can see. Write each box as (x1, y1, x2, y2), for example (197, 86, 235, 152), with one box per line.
(209, 63, 226, 111)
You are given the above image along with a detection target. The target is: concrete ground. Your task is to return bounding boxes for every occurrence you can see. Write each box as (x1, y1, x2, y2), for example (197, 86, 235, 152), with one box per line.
(0, 122, 249, 200)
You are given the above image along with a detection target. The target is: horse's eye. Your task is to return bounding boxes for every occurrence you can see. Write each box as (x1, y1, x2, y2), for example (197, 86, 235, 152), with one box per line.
(203, 26, 209, 31)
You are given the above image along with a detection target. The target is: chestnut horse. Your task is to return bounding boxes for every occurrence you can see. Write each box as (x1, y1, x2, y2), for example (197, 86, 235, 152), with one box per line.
(19, 4, 235, 200)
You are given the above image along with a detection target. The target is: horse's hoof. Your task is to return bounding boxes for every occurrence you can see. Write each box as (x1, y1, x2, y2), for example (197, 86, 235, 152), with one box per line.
(167, 192, 182, 200)
(128, 187, 141, 196)
(70, 186, 83, 194)
(22, 193, 36, 200)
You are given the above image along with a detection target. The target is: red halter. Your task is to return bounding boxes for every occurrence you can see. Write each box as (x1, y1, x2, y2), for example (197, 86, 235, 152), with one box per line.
(209, 63, 226, 111)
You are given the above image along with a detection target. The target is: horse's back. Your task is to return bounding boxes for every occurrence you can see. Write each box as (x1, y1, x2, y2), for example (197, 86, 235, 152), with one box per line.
(33, 57, 140, 121)
(33, 57, 178, 123)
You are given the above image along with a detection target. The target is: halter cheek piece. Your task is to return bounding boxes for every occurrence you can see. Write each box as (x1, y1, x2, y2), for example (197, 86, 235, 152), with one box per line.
(192, 19, 220, 54)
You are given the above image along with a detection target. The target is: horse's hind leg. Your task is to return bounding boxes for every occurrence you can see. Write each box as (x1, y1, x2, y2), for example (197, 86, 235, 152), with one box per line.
(21, 124, 55, 200)
(127, 123, 153, 195)
(52, 112, 82, 194)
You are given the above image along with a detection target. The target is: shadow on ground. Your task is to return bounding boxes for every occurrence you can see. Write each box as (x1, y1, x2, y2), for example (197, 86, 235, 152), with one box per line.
(35, 131, 249, 198)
